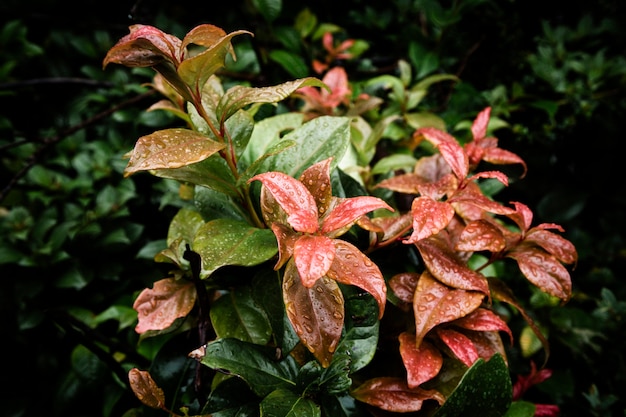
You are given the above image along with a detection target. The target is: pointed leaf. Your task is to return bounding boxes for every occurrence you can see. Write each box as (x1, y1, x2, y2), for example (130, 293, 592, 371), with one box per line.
(124, 128, 225, 176)
(320, 196, 393, 235)
(299, 157, 333, 217)
(471, 107, 491, 140)
(250, 171, 319, 233)
(415, 237, 490, 294)
(153, 154, 238, 196)
(283, 261, 345, 368)
(524, 229, 578, 264)
(404, 196, 455, 243)
(399, 332, 443, 388)
(351, 377, 444, 412)
(413, 272, 484, 347)
(133, 278, 197, 333)
(416, 127, 469, 181)
(436, 327, 480, 367)
(327, 240, 386, 318)
(389, 272, 420, 305)
(210, 286, 272, 344)
(260, 388, 321, 417)
(103, 24, 181, 68)
(455, 219, 506, 252)
(294, 234, 336, 287)
(200, 338, 297, 397)
(433, 354, 512, 417)
(217, 78, 327, 123)
(453, 308, 513, 343)
(128, 369, 166, 409)
(271, 223, 299, 270)
(193, 219, 278, 278)
(507, 247, 572, 301)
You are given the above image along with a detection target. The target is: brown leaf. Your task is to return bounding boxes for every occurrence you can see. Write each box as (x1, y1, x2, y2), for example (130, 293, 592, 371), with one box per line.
(415, 236, 490, 295)
(283, 261, 344, 368)
(128, 368, 166, 409)
(436, 327, 479, 367)
(327, 240, 386, 318)
(293, 234, 336, 287)
(375, 173, 424, 194)
(525, 229, 578, 264)
(124, 128, 225, 176)
(351, 377, 444, 412)
(133, 278, 197, 333)
(453, 308, 513, 344)
(404, 196, 455, 244)
(455, 219, 506, 252)
(270, 223, 298, 270)
(462, 330, 507, 363)
(103, 24, 182, 69)
(413, 271, 484, 347)
(416, 127, 469, 181)
(507, 247, 572, 302)
(399, 332, 443, 387)
(389, 272, 420, 304)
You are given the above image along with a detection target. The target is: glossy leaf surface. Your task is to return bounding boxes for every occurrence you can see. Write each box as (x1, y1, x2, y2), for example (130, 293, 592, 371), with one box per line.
(210, 286, 272, 344)
(133, 278, 196, 333)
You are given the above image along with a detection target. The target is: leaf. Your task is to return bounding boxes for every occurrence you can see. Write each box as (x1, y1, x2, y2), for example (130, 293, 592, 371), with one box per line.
(404, 196, 455, 243)
(524, 229, 578, 264)
(178, 27, 251, 96)
(152, 154, 238, 196)
(210, 286, 272, 344)
(194, 186, 248, 222)
(260, 388, 321, 417)
(389, 272, 420, 305)
(415, 237, 490, 295)
(128, 368, 166, 409)
(413, 272, 484, 347)
(436, 327, 480, 367)
(416, 127, 469, 181)
(201, 338, 297, 397)
(327, 240, 387, 318)
(269, 49, 310, 78)
(299, 157, 333, 217)
(202, 376, 259, 416)
(455, 219, 507, 252)
(283, 262, 345, 368)
(217, 78, 327, 123)
(507, 247, 572, 302)
(192, 219, 278, 278)
(133, 278, 197, 333)
(167, 207, 204, 246)
(399, 332, 443, 388)
(471, 107, 491, 140)
(351, 377, 444, 412)
(294, 234, 336, 287)
(103, 24, 181, 68)
(320, 196, 393, 235)
(454, 308, 513, 343)
(250, 171, 319, 233)
(433, 354, 512, 417)
(124, 128, 225, 177)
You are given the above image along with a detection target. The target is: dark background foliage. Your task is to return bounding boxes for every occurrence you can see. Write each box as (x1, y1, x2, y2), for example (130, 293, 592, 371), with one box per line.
(1, 0, 625, 416)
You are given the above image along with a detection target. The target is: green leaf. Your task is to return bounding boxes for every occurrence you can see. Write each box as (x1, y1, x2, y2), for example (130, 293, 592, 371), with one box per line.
(202, 338, 297, 397)
(252, 0, 283, 23)
(504, 401, 536, 417)
(192, 218, 277, 278)
(371, 154, 417, 175)
(260, 116, 351, 178)
(153, 154, 239, 196)
(210, 286, 273, 344)
(124, 128, 225, 176)
(320, 353, 352, 394)
(167, 207, 205, 246)
(202, 377, 259, 416)
(434, 353, 512, 417)
(268, 49, 310, 78)
(194, 186, 248, 222)
(217, 78, 326, 124)
(260, 388, 321, 417)
(224, 109, 254, 161)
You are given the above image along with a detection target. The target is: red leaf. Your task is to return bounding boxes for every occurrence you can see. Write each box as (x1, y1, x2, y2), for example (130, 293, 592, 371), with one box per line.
(483, 147, 527, 176)
(128, 369, 166, 409)
(413, 272, 484, 347)
(283, 261, 344, 367)
(133, 278, 197, 333)
(450, 187, 516, 217)
(463, 330, 508, 361)
(327, 240, 386, 318)
(508, 247, 572, 301)
(455, 219, 506, 252)
(389, 272, 420, 304)
(103, 24, 182, 69)
(270, 223, 299, 270)
(299, 157, 333, 217)
(320, 196, 393, 235)
(293, 234, 336, 287)
(351, 377, 444, 412)
(416, 127, 469, 181)
(375, 173, 425, 194)
(471, 107, 491, 140)
(399, 332, 443, 387)
(436, 327, 479, 367)
(415, 236, 490, 295)
(507, 201, 534, 232)
(525, 229, 578, 264)
(453, 308, 513, 343)
(249, 171, 318, 233)
(404, 196, 455, 244)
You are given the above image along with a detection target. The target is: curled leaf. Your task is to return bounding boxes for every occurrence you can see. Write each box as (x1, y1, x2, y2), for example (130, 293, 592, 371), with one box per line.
(351, 377, 444, 412)
(128, 368, 166, 410)
(133, 278, 196, 333)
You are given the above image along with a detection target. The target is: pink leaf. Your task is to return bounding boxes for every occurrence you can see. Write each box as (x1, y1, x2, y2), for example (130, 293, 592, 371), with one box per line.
(471, 107, 491, 140)
(293, 234, 336, 287)
(453, 308, 513, 343)
(299, 158, 333, 217)
(351, 377, 444, 412)
(249, 171, 318, 233)
(320, 196, 393, 235)
(399, 332, 443, 387)
(103, 24, 182, 69)
(525, 229, 578, 264)
(404, 196, 455, 244)
(508, 247, 572, 301)
(455, 219, 506, 252)
(327, 240, 387, 318)
(133, 278, 197, 333)
(436, 327, 479, 367)
(416, 127, 469, 181)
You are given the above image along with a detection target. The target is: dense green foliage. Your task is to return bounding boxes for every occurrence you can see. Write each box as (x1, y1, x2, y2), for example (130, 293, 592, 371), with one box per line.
(1, 1, 625, 416)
